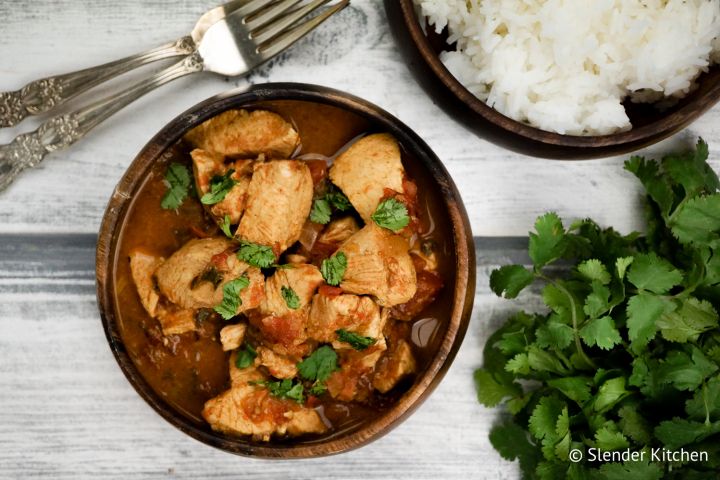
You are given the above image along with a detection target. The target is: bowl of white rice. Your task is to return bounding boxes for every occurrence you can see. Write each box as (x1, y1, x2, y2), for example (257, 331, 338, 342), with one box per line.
(386, 0, 720, 159)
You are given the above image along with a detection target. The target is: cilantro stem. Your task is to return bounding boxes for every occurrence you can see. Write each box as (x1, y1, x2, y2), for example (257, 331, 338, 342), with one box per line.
(538, 274, 597, 370)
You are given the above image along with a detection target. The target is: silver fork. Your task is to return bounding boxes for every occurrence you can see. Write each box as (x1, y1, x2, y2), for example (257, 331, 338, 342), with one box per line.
(0, 0, 251, 128)
(0, 0, 349, 192)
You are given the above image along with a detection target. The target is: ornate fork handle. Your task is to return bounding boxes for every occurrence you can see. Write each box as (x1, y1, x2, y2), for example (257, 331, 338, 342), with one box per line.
(0, 36, 196, 128)
(0, 53, 204, 192)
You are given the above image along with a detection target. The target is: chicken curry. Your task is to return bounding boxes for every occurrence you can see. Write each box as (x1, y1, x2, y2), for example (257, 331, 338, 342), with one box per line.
(113, 101, 451, 441)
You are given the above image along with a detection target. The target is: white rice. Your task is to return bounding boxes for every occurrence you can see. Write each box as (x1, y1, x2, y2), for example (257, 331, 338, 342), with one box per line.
(415, 0, 720, 135)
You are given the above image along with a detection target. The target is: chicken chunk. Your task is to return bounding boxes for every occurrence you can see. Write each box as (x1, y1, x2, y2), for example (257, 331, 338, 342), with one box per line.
(191, 149, 253, 224)
(329, 133, 405, 223)
(325, 346, 385, 402)
(253, 311, 313, 357)
(255, 346, 298, 379)
(307, 293, 387, 350)
(337, 223, 417, 307)
(203, 365, 326, 440)
(220, 323, 247, 351)
(155, 303, 196, 336)
(184, 109, 299, 159)
(128, 248, 164, 317)
(372, 339, 416, 393)
(236, 161, 313, 254)
(155, 237, 264, 313)
(261, 264, 323, 317)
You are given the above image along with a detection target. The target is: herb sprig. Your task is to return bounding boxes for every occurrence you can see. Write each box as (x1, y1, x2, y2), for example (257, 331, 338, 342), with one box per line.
(160, 163, 192, 210)
(478, 139, 720, 478)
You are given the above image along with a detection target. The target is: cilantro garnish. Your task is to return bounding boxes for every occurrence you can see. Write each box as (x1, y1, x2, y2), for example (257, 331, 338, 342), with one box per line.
(235, 343, 257, 369)
(213, 275, 250, 320)
(281, 286, 300, 310)
(236, 241, 276, 268)
(371, 198, 410, 232)
(297, 345, 339, 395)
(200, 169, 236, 205)
(310, 198, 332, 224)
(160, 163, 191, 210)
(320, 252, 347, 286)
(309, 189, 353, 225)
(251, 379, 304, 404)
(335, 329, 376, 351)
(219, 214, 233, 238)
(478, 139, 720, 478)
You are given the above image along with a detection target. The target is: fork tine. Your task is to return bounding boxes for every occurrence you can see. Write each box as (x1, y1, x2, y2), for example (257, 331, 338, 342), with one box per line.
(251, 0, 331, 45)
(245, 0, 302, 31)
(258, 1, 349, 60)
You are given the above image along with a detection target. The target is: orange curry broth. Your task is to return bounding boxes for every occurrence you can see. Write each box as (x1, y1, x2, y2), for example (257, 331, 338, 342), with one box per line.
(112, 100, 456, 438)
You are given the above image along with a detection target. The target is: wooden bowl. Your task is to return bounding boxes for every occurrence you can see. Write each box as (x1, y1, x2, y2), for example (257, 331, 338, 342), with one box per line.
(95, 83, 475, 458)
(386, 0, 720, 159)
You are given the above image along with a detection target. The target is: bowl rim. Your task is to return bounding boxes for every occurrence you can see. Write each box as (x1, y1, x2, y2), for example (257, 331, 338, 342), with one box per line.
(394, 0, 720, 150)
(95, 82, 476, 459)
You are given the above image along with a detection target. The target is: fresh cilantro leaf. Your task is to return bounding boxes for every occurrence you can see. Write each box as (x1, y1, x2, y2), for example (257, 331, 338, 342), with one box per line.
(617, 405, 652, 444)
(235, 343, 257, 369)
(657, 297, 719, 343)
(527, 347, 570, 376)
(535, 321, 573, 350)
(626, 252, 683, 294)
(297, 346, 339, 383)
(662, 138, 718, 196)
(583, 281, 611, 318)
(281, 286, 300, 310)
(253, 379, 304, 404)
(490, 265, 535, 299)
(200, 170, 236, 205)
(213, 276, 250, 320)
(237, 241, 276, 268)
(593, 377, 629, 413)
(474, 368, 522, 407)
(219, 214, 233, 238)
(594, 426, 629, 451)
(577, 259, 611, 284)
(626, 294, 671, 351)
(655, 418, 720, 450)
(488, 419, 541, 479)
(670, 194, 720, 246)
(546, 376, 592, 404)
(335, 329, 376, 351)
(529, 212, 567, 269)
(685, 376, 720, 422)
(505, 353, 531, 375)
(320, 252, 347, 286)
(625, 155, 676, 217)
(656, 347, 718, 391)
(310, 198, 332, 224)
(325, 191, 352, 211)
(371, 198, 410, 232)
(160, 163, 191, 210)
(528, 396, 565, 442)
(579, 316, 622, 350)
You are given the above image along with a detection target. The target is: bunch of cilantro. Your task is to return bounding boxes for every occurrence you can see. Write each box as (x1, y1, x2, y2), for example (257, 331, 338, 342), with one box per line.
(477, 139, 720, 479)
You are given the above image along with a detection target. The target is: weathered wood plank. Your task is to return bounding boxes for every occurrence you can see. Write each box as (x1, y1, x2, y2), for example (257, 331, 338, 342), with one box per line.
(0, 0, 717, 236)
(0, 234, 537, 478)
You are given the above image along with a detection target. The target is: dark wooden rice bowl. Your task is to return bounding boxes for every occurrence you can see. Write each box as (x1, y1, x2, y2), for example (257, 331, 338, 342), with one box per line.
(386, 0, 720, 160)
(96, 83, 475, 458)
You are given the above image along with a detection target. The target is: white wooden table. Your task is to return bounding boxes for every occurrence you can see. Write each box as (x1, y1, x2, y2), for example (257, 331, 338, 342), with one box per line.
(1, 1, 718, 478)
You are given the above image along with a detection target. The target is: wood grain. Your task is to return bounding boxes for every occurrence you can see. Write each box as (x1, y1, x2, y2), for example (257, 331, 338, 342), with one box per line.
(0, 0, 717, 236)
(1, 235, 528, 478)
